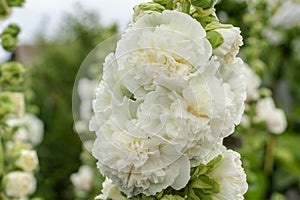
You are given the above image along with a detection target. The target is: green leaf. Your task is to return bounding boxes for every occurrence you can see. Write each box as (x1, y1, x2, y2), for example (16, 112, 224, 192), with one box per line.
(206, 30, 224, 49)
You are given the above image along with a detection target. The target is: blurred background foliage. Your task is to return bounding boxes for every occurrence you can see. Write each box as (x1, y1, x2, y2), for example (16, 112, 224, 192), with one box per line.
(20, 6, 117, 200)
(3, 0, 299, 199)
(216, 0, 300, 199)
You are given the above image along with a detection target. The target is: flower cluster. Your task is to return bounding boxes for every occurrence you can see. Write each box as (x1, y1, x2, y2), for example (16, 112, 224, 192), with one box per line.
(0, 71, 44, 199)
(90, 0, 248, 199)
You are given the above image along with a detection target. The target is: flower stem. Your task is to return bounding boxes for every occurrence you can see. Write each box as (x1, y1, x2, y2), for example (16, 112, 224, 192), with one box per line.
(264, 134, 276, 175)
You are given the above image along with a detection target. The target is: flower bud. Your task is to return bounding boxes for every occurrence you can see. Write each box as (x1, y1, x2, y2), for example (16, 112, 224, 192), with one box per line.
(15, 149, 39, 172)
(191, 0, 216, 9)
(4, 171, 36, 198)
(0, 93, 15, 118)
(153, 0, 173, 9)
(2, 23, 20, 36)
(0, 0, 11, 18)
(6, 92, 25, 117)
(0, 61, 25, 86)
(1, 33, 18, 51)
(133, 3, 165, 22)
(206, 30, 224, 49)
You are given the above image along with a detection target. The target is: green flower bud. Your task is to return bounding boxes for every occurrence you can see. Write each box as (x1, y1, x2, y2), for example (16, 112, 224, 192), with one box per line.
(153, 0, 173, 9)
(0, 61, 25, 87)
(206, 30, 224, 49)
(0, 93, 15, 118)
(6, 0, 26, 7)
(1, 33, 18, 51)
(133, 2, 166, 22)
(191, 0, 216, 9)
(2, 23, 21, 36)
(0, 0, 11, 18)
(138, 2, 166, 13)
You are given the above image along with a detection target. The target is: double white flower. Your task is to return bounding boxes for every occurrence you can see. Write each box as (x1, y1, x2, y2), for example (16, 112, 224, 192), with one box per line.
(91, 10, 247, 197)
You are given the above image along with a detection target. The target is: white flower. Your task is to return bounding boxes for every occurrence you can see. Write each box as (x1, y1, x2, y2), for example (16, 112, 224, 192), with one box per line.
(7, 114, 44, 146)
(241, 63, 261, 101)
(4, 171, 36, 198)
(78, 78, 97, 122)
(262, 28, 283, 45)
(213, 27, 243, 62)
(95, 178, 129, 200)
(270, 1, 300, 28)
(210, 150, 248, 200)
(255, 97, 287, 134)
(15, 149, 39, 172)
(91, 10, 246, 197)
(70, 165, 94, 192)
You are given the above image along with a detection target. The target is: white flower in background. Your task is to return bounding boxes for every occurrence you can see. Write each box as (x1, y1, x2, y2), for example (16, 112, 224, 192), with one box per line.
(270, 0, 300, 28)
(210, 150, 248, 200)
(95, 178, 129, 200)
(70, 165, 94, 192)
(91, 10, 246, 197)
(15, 149, 39, 172)
(255, 97, 287, 134)
(4, 171, 36, 198)
(262, 28, 283, 45)
(7, 114, 44, 146)
(241, 63, 261, 101)
(213, 27, 243, 63)
(78, 78, 97, 122)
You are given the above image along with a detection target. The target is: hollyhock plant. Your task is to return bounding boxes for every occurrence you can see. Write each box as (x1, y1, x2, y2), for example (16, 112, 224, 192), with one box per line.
(89, 0, 248, 199)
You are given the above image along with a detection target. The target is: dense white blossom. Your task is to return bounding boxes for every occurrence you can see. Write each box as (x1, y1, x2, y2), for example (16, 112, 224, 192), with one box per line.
(91, 10, 246, 197)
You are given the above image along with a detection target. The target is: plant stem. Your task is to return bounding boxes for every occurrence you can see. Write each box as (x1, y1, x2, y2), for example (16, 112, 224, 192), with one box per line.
(264, 134, 276, 175)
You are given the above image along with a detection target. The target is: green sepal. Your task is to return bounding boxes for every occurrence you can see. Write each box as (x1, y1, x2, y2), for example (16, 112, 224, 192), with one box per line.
(205, 22, 233, 31)
(206, 30, 224, 49)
